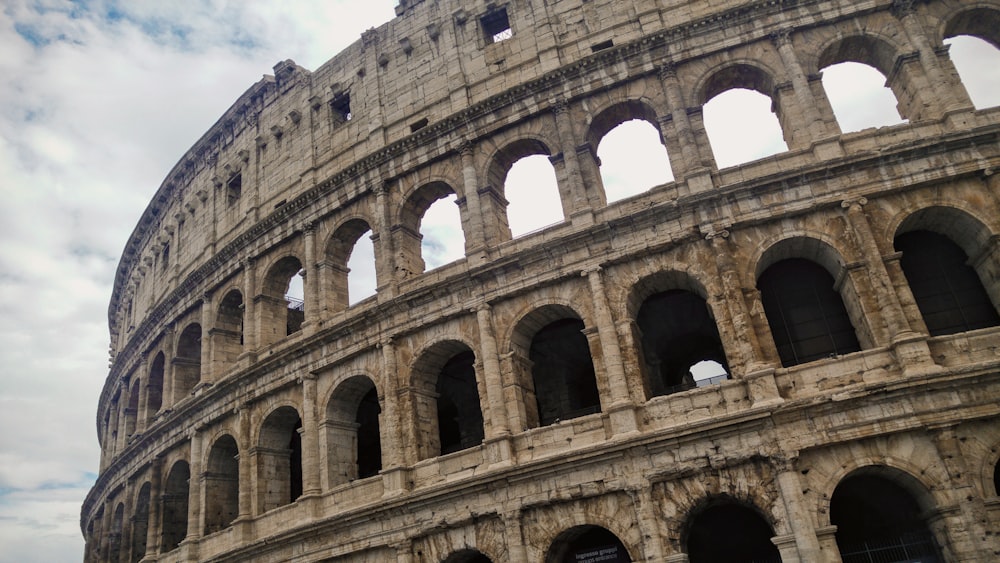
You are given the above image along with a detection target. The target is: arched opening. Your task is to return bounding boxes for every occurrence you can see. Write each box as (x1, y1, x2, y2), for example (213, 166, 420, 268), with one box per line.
(173, 323, 201, 401)
(701, 64, 787, 168)
(124, 379, 139, 438)
(895, 230, 1000, 335)
(131, 483, 150, 562)
(636, 289, 729, 398)
(422, 194, 465, 270)
(821, 62, 906, 132)
(204, 435, 239, 534)
(257, 406, 302, 513)
(545, 525, 631, 563)
(504, 154, 562, 237)
(146, 352, 164, 419)
(684, 498, 780, 563)
(758, 258, 861, 366)
(411, 342, 484, 460)
(109, 503, 124, 563)
(529, 316, 601, 426)
(325, 219, 377, 310)
(443, 549, 493, 563)
(944, 35, 1000, 109)
(214, 289, 243, 370)
(161, 460, 190, 552)
(437, 350, 484, 455)
(597, 119, 673, 203)
(831, 469, 943, 562)
(259, 256, 305, 345)
(993, 457, 1000, 496)
(325, 376, 382, 485)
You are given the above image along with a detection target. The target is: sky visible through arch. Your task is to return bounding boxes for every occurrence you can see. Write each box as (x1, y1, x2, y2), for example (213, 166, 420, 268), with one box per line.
(1, 1, 999, 561)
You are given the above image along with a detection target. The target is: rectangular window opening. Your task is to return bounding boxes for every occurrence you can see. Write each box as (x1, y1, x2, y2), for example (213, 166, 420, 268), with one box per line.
(410, 117, 429, 133)
(481, 8, 512, 44)
(591, 39, 614, 52)
(331, 92, 352, 123)
(227, 173, 242, 205)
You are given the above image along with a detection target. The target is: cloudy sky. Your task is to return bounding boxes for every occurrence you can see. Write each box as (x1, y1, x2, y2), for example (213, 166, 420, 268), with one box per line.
(0, 0, 998, 561)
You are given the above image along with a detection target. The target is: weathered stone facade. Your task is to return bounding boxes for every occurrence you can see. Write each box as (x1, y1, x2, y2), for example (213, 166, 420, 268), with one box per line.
(83, 0, 1000, 561)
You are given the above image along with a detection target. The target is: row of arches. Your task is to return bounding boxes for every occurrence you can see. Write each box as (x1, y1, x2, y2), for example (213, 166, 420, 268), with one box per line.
(117, 7, 1000, 340)
(91, 458, 997, 562)
(101, 204, 1000, 466)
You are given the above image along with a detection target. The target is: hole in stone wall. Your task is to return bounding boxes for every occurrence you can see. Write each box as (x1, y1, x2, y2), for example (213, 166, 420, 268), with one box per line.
(944, 35, 1000, 109)
(597, 119, 673, 203)
(821, 61, 906, 133)
(481, 8, 512, 43)
(421, 194, 464, 270)
(703, 88, 786, 168)
(504, 154, 562, 237)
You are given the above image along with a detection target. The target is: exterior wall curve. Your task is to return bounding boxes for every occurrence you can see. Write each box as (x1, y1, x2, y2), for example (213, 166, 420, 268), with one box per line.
(85, 0, 1000, 561)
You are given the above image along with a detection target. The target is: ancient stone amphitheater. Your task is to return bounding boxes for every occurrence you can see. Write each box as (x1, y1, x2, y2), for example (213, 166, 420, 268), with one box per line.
(82, 0, 1000, 561)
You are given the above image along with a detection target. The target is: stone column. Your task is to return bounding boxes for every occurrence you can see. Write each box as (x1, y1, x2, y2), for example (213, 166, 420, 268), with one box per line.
(658, 63, 715, 192)
(200, 292, 213, 385)
(457, 142, 489, 259)
(302, 222, 319, 331)
(380, 339, 409, 495)
(584, 267, 638, 434)
(632, 486, 667, 562)
(891, 0, 973, 115)
(931, 425, 993, 560)
(503, 510, 529, 563)
(136, 355, 149, 433)
(144, 457, 163, 557)
(372, 183, 397, 296)
(241, 258, 257, 353)
(552, 99, 599, 219)
(236, 405, 253, 521)
(771, 30, 841, 147)
(475, 304, 510, 438)
(841, 198, 937, 374)
(185, 430, 203, 546)
(300, 374, 322, 497)
(774, 456, 823, 562)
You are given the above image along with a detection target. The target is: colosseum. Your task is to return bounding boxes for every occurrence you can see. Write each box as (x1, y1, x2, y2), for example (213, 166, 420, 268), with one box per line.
(82, 0, 1000, 561)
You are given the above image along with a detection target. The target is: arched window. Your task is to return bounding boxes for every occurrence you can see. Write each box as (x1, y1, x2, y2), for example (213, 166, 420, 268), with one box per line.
(758, 258, 861, 366)
(831, 469, 943, 562)
(895, 230, 1000, 335)
(325, 219, 377, 310)
(214, 289, 244, 370)
(259, 256, 305, 346)
(161, 461, 190, 552)
(529, 318, 601, 426)
(422, 195, 465, 270)
(325, 376, 382, 485)
(943, 8, 1000, 110)
(204, 435, 239, 534)
(505, 154, 562, 237)
(821, 62, 906, 132)
(146, 352, 164, 418)
(124, 379, 139, 438)
(131, 483, 150, 563)
(993, 457, 1000, 497)
(257, 406, 302, 513)
(545, 525, 631, 563)
(597, 119, 673, 203)
(701, 64, 788, 168)
(398, 182, 466, 275)
(684, 499, 779, 563)
(173, 323, 201, 401)
(443, 549, 493, 563)
(636, 289, 729, 398)
(411, 342, 484, 460)
(109, 503, 124, 563)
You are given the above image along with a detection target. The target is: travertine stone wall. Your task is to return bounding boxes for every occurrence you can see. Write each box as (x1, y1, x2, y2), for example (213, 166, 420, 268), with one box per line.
(84, 0, 1000, 561)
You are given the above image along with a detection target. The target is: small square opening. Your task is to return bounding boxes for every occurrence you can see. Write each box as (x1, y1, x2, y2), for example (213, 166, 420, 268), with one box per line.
(331, 92, 352, 123)
(481, 8, 512, 44)
(227, 173, 242, 205)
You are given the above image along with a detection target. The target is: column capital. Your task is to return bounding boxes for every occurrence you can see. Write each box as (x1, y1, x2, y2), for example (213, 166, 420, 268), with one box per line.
(704, 228, 731, 241)
(302, 221, 316, 234)
(841, 196, 868, 211)
(891, 0, 917, 18)
(581, 265, 603, 277)
(657, 61, 677, 80)
(551, 97, 569, 114)
(769, 29, 792, 48)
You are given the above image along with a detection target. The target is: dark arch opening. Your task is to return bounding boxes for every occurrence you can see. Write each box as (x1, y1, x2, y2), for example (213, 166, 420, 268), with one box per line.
(131, 483, 150, 562)
(109, 503, 124, 563)
(257, 407, 303, 513)
(437, 350, 485, 455)
(530, 318, 601, 426)
(637, 289, 729, 398)
(147, 352, 164, 417)
(161, 461, 190, 552)
(261, 256, 305, 343)
(443, 549, 493, 563)
(895, 230, 999, 336)
(546, 525, 631, 563)
(993, 457, 1000, 496)
(758, 258, 861, 366)
(215, 289, 244, 367)
(174, 323, 202, 401)
(356, 386, 382, 478)
(326, 218, 377, 309)
(685, 500, 779, 563)
(204, 435, 239, 534)
(831, 471, 942, 562)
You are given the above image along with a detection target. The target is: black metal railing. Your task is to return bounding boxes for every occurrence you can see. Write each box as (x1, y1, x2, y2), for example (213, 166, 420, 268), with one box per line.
(839, 533, 942, 563)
